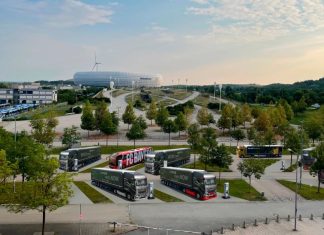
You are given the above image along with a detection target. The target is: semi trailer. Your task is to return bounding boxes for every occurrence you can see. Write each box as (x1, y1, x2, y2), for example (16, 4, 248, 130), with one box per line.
(160, 167, 217, 200)
(59, 146, 101, 171)
(91, 168, 148, 201)
(237, 145, 283, 158)
(145, 148, 190, 175)
(109, 147, 153, 169)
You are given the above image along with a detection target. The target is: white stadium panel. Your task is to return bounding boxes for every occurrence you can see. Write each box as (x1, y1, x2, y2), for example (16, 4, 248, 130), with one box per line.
(73, 71, 162, 88)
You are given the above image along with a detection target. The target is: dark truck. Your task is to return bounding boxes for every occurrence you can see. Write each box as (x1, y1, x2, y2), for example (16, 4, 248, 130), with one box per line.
(91, 168, 148, 201)
(59, 146, 101, 171)
(145, 148, 190, 175)
(160, 167, 217, 200)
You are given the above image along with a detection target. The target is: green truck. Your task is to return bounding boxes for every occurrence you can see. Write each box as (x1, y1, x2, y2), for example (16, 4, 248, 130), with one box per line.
(160, 167, 217, 200)
(91, 168, 148, 201)
(59, 146, 101, 171)
(145, 148, 190, 175)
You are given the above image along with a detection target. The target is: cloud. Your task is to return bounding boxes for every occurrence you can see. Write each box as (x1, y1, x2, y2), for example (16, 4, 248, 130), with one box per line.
(148, 23, 175, 43)
(187, 0, 324, 42)
(190, 0, 210, 4)
(48, 0, 113, 27)
(0, 0, 114, 28)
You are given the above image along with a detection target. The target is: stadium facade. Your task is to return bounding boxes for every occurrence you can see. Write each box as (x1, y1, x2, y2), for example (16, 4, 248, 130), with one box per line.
(73, 71, 162, 88)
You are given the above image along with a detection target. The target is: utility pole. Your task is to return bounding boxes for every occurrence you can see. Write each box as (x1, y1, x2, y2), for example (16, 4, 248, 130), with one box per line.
(214, 82, 216, 100)
(132, 81, 135, 104)
(186, 79, 188, 93)
(117, 106, 121, 147)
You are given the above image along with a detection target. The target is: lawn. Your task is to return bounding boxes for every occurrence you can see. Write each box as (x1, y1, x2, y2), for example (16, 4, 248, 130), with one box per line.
(192, 94, 210, 107)
(153, 189, 183, 202)
(166, 89, 192, 100)
(241, 159, 279, 169)
(290, 108, 321, 125)
(79, 161, 110, 173)
(73, 181, 112, 203)
(111, 89, 129, 97)
(217, 179, 266, 201)
(182, 160, 232, 172)
(127, 163, 144, 171)
(277, 180, 324, 200)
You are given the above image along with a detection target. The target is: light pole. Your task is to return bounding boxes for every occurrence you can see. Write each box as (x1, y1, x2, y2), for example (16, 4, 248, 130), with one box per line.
(117, 106, 121, 147)
(219, 84, 222, 111)
(131, 81, 135, 104)
(186, 79, 188, 93)
(293, 152, 299, 231)
(213, 82, 216, 101)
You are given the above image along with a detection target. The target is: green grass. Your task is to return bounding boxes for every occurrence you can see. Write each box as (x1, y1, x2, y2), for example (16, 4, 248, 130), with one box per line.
(79, 161, 110, 173)
(290, 108, 321, 125)
(192, 94, 210, 107)
(283, 163, 297, 172)
(127, 163, 144, 171)
(73, 181, 112, 203)
(153, 189, 183, 202)
(242, 159, 279, 169)
(166, 89, 192, 100)
(111, 89, 129, 97)
(217, 179, 266, 201)
(182, 160, 232, 172)
(277, 180, 324, 200)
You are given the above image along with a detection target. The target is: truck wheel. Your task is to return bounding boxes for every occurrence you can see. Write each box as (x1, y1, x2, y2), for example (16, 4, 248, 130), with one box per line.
(114, 189, 117, 194)
(182, 188, 186, 193)
(196, 193, 201, 199)
(126, 194, 131, 200)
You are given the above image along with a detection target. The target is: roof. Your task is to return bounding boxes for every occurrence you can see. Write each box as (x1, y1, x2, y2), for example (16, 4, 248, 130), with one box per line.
(161, 166, 205, 173)
(67, 146, 100, 151)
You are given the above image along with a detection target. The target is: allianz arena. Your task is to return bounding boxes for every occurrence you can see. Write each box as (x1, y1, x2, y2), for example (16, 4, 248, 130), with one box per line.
(73, 71, 162, 88)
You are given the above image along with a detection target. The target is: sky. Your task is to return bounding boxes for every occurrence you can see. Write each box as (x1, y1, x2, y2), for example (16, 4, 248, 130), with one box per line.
(1, 0, 324, 85)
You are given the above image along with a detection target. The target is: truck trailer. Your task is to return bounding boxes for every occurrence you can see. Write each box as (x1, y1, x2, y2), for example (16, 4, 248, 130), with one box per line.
(59, 146, 101, 171)
(91, 168, 148, 201)
(160, 167, 216, 200)
(145, 148, 190, 175)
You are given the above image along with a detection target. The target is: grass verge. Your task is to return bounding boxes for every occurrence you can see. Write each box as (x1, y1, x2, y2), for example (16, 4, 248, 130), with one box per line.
(277, 180, 324, 200)
(217, 179, 266, 201)
(283, 163, 297, 172)
(127, 163, 144, 171)
(79, 161, 109, 173)
(183, 160, 232, 172)
(154, 189, 183, 202)
(73, 181, 112, 203)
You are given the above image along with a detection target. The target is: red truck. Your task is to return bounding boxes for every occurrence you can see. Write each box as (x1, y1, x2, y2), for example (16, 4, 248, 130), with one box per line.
(109, 147, 153, 169)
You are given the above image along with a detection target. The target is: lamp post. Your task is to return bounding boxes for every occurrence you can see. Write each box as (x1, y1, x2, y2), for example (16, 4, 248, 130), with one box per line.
(117, 106, 121, 147)
(131, 81, 135, 104)
(219, 84, 222, 111)
(213, 82, 216, 101)
(288, 147, 299, 231)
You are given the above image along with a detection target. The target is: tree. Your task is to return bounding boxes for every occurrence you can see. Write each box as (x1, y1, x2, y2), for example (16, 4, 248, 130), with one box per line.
(30, 113, 58, 146)
(81, 101, 95, 137)
(126, 121, 146, 148)
(200, 127, 218, 171)
(100, 111, 117, 146)
(7, 157, 73, 235)
(253, 110, 271, 132)
(111, 111, 119, 127)
(61, 126, 81, 148)
(279, 99, 294, 121)
(136, 115, 148, 130)
(94, 101, 108, 130)
(0, 150, 14, 185)
(247, 127, 256, 144)
(187, 123, 201, 168)
(231, 106, 243, 130)
(197, 107, 211, 126)
(264, 128, 275, 145)
(175, 112, 189, 137)
(241, 103, 252, 128)
(162, 119, 178, 146)
(237, 159, 266, 194)
(310, 142, 324, 193)
(217, 104, 233, 132)
(304, 117, 323, 143)
(122, 103, 136, 130)
(210, 144, 232, 183)
(155, 105, 169, 128)
(231, 129, 246, 146)
(146, 101, 158, 125)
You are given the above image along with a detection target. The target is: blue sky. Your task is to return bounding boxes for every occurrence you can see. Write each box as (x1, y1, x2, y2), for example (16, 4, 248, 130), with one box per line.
(1, 0, 324, 85)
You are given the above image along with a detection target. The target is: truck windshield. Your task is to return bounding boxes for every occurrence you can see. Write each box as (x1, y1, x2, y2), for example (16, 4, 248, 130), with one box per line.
(136, 179, 147, 186)
(60, 153, 69, 160)
(145, 157, 154, 163)
(204, 178, 215, 185)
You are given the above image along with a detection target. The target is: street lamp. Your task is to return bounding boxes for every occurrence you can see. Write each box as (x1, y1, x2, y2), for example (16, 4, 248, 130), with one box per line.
(219, 84, 223, 111)
(131, 81, 135, 104)
(213, 82, 216, 101)
(117, 106, 121, 147)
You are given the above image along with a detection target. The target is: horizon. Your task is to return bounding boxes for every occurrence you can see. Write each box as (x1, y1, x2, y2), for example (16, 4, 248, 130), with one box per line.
(1, 0, 324, 85)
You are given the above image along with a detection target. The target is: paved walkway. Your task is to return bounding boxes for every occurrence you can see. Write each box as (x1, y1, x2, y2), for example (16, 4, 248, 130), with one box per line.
(69, 183, 93, 205)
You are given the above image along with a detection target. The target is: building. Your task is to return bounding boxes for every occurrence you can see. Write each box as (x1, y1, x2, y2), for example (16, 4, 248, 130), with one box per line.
(0, 83, 57, 105)
(73, 71, 163, 88)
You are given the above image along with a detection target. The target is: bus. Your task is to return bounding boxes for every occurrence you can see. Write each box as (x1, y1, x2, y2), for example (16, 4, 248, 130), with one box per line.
(109, 147, 153, 169)
(301, 147, 316, 169)
(237, 145, 283, 158)
(59, 146, 101, 171)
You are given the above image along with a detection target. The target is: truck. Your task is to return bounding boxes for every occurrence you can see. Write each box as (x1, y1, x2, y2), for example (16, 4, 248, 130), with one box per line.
(59, 146, 101, 171)
(237, 145, 283, 158)
(145, 148, 190, 175)
(301, 147, 316, 169)
(91, 168, 148, 201)
(320, 170, 324, 184)
(160, 167, 217, 200)
(109, 147, 153, 169)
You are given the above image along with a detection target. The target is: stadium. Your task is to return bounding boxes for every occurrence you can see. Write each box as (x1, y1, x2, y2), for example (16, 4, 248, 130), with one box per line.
(73, 71, 162, 88)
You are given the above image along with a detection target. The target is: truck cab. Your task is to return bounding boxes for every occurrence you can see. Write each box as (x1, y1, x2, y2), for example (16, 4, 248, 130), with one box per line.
(145, 154, 157, 174)
(133, 174, 148, 199)
(59, 151, 70, 171)
(201, 174, 217, 200)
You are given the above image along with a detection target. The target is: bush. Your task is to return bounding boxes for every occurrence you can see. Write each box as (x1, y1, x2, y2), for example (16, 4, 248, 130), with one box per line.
(133, 99, 145, 109)
(167, 101, 194, 116)
(73, 106, 82, 114)
(207, 102, 220, 110)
